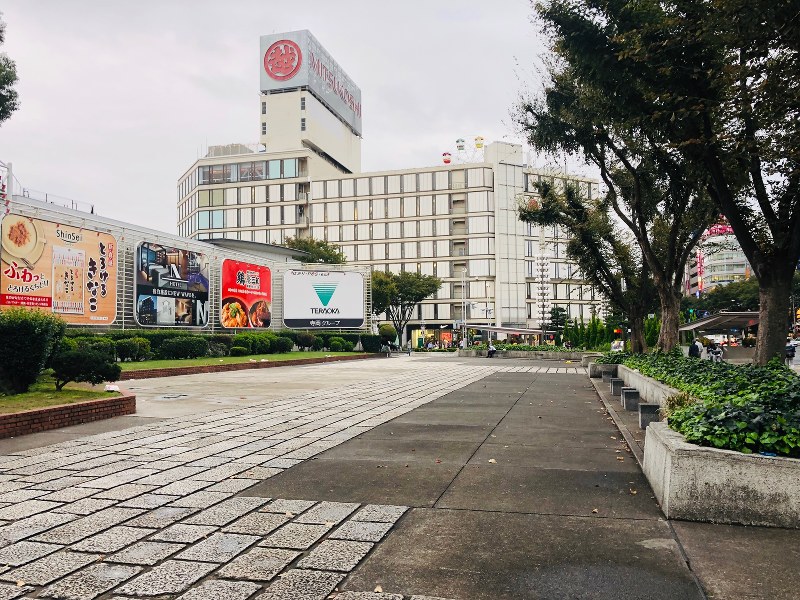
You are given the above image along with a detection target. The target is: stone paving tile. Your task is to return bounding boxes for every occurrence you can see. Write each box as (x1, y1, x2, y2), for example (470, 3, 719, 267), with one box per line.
(0, 500, 62, 521)
(259, 523, 332, 550)
(295, 502, 360, 525)
(31, 508, 145, 545)
(0, 550, 97, 586)
(92, 484, 158, 501)
(0, 582, 33, 600)
(175, 532, 258, 563)
(333, 594, 403, 600)
(36, 488, 97, 503)
(205, 479, 259, 494)
(216, 546, 299, 581)
(330, 521, 394, 543)
(350, 505, 409, 524)
(0, 482, 26, 494)
(77, 462, 144, 478)
(0, 512, 77, 548)
(17, 469, 77, 484)
(136, 466, 209, 486)
(118, 494, 179, 509)
(150, 524, 218, 544)
(181, 497, 268, 527)
(0, 540, 62, 566)
(77, 468, 157, 490)
(168, 490, 233, 508)
(222, 512, 290, 536)
(52, 498, 118, 515)
(70, 526, 155, 553)
(297, 540, 374, 572)
(32, 476, 95, 492)
(125, 506, 199, 529)
(189, 465, 253, 482)
(262, 458, 303, 469)
(108, 541, 185, 566)
(409, 596, 459, 600)
(235, 466, 283, 480)
(258, 568, 344, 600)
(0, 489, 46, 503)
(39, 563, 142, 600)
(260, 499, 316, 515)
(174, 579, 262, 600)
(154, 480, 212, 496)
(184, 457, 230, 468)
(114, 559, 217, 596)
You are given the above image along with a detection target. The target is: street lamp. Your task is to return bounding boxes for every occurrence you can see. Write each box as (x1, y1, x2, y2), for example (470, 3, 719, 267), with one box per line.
(461, 267, 468, 346)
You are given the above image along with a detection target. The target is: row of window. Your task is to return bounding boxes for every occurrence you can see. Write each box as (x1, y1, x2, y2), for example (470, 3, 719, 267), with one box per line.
(262, 96, 306, 114)
(310, 167, 493, 199)
(526, 260, 582, 280)
(188, 158, 304, 189)
(526, 303, 599, 320)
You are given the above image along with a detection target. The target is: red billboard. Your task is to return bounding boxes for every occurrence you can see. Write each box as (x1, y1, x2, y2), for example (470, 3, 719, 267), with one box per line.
(220, 259, 272, 328)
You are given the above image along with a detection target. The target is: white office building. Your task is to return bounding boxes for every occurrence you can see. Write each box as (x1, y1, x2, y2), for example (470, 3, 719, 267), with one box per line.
(177, 31, 602, 341)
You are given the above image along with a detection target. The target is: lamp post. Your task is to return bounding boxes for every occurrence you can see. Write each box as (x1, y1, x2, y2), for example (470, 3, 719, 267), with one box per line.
(461, 267, 468, 346)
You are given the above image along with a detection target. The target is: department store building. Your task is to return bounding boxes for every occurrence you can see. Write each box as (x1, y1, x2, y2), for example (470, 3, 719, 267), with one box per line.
(177, 30, 602, 341)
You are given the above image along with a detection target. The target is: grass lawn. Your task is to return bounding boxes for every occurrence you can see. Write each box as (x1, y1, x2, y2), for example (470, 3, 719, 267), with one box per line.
(0, 376, 116, 414)
(119, 351, 368, 372)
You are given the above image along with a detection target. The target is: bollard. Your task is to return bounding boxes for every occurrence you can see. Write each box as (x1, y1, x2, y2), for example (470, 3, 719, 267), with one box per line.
(639, 403, 660, 429)
(622, 389, 641, 411)
(610, 378, 624, 396)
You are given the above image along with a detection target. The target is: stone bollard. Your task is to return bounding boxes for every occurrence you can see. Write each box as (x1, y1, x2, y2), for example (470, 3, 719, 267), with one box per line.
(610, 378, 624, 396)
(622, 388, 641, 411)
(620, 386, 636, 407)
(601, 371, 613, 383)
(639, 403, 660, 429)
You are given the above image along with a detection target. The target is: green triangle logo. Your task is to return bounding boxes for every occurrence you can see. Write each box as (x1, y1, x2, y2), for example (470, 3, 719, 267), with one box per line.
(313, 283, 338, 306)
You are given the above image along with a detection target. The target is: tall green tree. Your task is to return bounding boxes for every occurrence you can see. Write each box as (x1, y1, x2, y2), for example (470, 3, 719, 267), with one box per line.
(531, 0, 800, 364)
(283, 237, 345, 264)
(0, 13, 19, 126)
(518, 181, 657, 352)
(370, 271, 441, 341)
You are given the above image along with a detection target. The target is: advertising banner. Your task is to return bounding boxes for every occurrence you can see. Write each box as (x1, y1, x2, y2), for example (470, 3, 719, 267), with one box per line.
(283, 269, 364, 329)
(0, 213, 117, 324)
(220, 259, 272, 328)
(135, 242, 209, 327)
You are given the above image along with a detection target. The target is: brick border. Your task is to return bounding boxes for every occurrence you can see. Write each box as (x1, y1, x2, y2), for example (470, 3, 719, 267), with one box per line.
(0, 393, 136, 439)
(118, 353, 380, 380)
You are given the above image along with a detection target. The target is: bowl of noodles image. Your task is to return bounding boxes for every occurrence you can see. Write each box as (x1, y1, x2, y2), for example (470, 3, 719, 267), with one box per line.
(249, 300, 271, 328)
(220, 298, 249, 328)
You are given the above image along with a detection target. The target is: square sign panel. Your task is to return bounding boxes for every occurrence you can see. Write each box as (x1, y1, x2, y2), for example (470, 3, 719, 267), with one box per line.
(283, 269, 364, 329)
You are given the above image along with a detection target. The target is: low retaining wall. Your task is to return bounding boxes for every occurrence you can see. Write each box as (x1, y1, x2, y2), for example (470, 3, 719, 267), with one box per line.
(617, 365, 679, 406)
(0, 393, 136, 439)
(458, 350, 591, 360)
(118, 353, 376, 380)
(644, 422, 800, 528)
(588, 363, 618, 378)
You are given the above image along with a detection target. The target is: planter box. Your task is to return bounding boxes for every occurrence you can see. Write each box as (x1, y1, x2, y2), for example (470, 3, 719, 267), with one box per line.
(0, 394, 136, 439)
(588, 363, 618, 378)
(458, 350, 590, 360)
(617, 365, 679, 406)
(581, 353, 603, 367)
(644, 422, 800, 528)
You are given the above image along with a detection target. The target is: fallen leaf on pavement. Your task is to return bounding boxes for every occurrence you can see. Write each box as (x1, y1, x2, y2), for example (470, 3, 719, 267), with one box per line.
(488, 459, 497, 464)
(591, 508, 599, 514)
(375, 585, 383, 592)
(629, 489, 638, 495)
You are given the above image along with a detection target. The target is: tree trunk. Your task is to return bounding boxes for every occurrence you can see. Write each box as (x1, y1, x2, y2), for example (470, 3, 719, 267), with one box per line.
(755, 268, 794, 365)
(628, 309, 647, 354)
(656, 288, 681, 351)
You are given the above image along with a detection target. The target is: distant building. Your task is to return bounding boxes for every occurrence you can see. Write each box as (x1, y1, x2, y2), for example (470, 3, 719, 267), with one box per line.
(176, 30, 603, 340)
(684, 222, 751, 296)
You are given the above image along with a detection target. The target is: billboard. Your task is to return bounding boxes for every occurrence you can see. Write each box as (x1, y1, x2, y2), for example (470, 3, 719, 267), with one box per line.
(283, 270, 364, 329)
(220, 259, 272, 329)
(135, 242, 209, 327)
(0, 213, 117, 324)
(260, 30, 362, 135)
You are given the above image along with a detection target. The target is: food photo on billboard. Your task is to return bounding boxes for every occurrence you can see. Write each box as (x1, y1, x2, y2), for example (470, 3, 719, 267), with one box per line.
(220, 259, 272, 329)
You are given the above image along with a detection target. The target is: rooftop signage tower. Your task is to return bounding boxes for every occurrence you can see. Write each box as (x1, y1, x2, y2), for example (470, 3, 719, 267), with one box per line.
(259, 30, 362, 174)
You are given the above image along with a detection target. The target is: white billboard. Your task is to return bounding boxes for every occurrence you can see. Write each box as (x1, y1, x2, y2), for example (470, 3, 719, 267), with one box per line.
(283, 270, 364, 329)
(260, 30, 362, 136)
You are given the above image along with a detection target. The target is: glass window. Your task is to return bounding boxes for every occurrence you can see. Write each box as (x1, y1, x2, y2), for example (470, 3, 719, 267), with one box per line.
(283, 184, 296, 201)
(341, 179, 354, 197)
(403, 221, 417, 237)
(357, 245, 371, 261)
(468, 191, 489, 212)
(268, 184, 281, 202)
(356, 199, 370, 220)
(225, 208, 237, 227)
(387, 175, 401, 194)
(420, 241, 434, 258)
(239, 186, 252, 204)
(357, 224, 370, 239)
(387, 222, 402, 238)
(434, 171, 449, 190)
(356, 178, 370, 196)
(268, 160, 281, 179)
(311, 181, 324, 199)
(403, 197, 417, 217)
(469, 238, 490, 255)
(283, 159, 297, 178)
(326, 180, 339, 198)
(261, 101, 266, 115)
(341, 201, 355, 221)
(371, 176, 385, 195)
(311, 203, 325, 222)
(435, 194, 449, 215)
(419, 195, 433, 216)
(419, 172, 433, 191)
(199, 210, 210, 229)
(198, 190, 210, 207)
(199, 166, 210, 185)
(210, 165, 224, 183)
(436, 240, 449, 257)
(372, 222, 386, 239)
(342, 225, 355, 241)
(327, 202, 340, 221)
(283, 206, 296, 224)
(388, 243, 402, 259)
(253, 161, 265, 180)
(311, 226, 325, 239)
(435, 219, 450, 236)
(418, 220, 433, 237)
(403, 174, 417, 192)
(211, 210, 224, 229)
(327, 226, 340, 242)
(373, 198, 386, 219)
(269, 205, 281, 225)
(254, 207, 266, 226)
(211, 189, 224, 206)
(300, 118, 306, 131)
(387, 198, 401, 218)
(373, 243, 386, 260)
(225, 188, 238, 205)
(254, 186, 267, 204)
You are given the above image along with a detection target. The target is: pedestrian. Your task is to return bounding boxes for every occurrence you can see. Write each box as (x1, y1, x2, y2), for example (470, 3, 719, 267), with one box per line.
(688, 338, 701, 358)
(487, 341, 497, 358)
(786, 341, 796, 367)
(459, 338, 466, 350)
(709, 343, 724, 362)
(406, 340, 412, 356)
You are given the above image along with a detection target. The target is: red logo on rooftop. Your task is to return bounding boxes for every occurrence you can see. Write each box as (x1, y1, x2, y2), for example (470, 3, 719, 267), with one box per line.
(264, 39, 302, 81)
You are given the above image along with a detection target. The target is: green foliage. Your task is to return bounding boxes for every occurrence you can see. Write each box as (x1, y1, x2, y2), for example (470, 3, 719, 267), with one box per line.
(620, 353, 800, 456)
(378, 323, 397, 344)
(595, 351, 631, 365)
(311, 335, 325, 351)
(208, 334, 234, 349)
(0, 308, 66, 394)
(329, 339, 343, 352)
(370, 271, 441, 340)
(0, 15, 19, 126)
(50, 350, 121, 392)
(74, 336, 117, 362)
(272, 336, 294, 353)
(283, 236, 346, 264)
(358, 334, 382, 353)
(160, 336, 209, 360)
(115, 337, 151, 362)
(296, 332, 316, 349)
(644, 317, 661, 348)
(229, 346, 249, 357)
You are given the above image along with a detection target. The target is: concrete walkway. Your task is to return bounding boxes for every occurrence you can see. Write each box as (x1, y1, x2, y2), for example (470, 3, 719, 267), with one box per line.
(0, 355, 798, 599)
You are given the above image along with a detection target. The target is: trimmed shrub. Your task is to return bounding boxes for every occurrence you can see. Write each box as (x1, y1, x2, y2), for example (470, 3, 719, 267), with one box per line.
(251, 333, 272, 354)
(296, 332, 316, 349)
(359, 334, 382, 353)
(311, 335, 325, 351)
(0, 308, 66, 394)
(272, 336, 294, 353)
(209, 334, 235, 349)
(115, 337, 151, 362)
(230, 346, 249, 357)
(378, 324, 397, 344)
(160, 336, 209, 360)
(51, 349, 122, 391)
(341, 340, 355, 352)
(329, 340, 343, 352)
(74, 336, 117, 362)
(58, 337, 78, 353)
(207, 342, 228, 357)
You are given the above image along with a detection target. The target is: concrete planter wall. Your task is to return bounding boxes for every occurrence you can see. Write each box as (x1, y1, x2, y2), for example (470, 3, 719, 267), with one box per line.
(617, 365, 680, 406)
(644, 422, 800, 528)
(457, 350, 590, 360)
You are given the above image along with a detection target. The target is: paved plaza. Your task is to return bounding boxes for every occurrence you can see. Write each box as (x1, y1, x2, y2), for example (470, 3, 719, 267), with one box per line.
(0, 355, 797, 599)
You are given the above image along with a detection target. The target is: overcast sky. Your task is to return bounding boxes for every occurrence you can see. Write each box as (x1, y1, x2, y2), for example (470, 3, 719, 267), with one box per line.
(0, 0, 586, 233)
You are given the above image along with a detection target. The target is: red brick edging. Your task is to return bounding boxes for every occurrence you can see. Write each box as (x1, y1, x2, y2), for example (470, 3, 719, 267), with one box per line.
(117, 353, 379, 380)
(0, 393, 136, 439)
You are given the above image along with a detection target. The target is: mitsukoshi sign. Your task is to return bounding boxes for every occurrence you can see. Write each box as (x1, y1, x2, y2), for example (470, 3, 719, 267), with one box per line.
(259, 30, 362, 136)
(283, 270, 365, 329)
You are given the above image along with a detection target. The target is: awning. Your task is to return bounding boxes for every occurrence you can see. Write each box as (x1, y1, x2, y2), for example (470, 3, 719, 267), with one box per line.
(678, 311, 759, 333)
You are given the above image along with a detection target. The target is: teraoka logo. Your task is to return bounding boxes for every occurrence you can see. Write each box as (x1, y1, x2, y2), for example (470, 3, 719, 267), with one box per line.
(312, 282, 339, 313)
